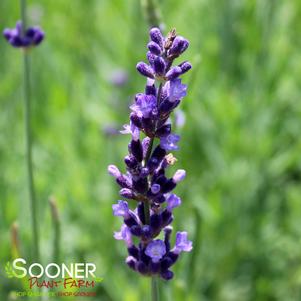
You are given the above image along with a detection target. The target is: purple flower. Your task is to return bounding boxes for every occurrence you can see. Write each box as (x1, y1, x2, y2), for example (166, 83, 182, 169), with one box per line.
(130, 94, 157, 118)
(108, 27, 192, 280)
(119, 188, 135, 199)
(114, 224, 132, 246)
(120, 122, 140, 141)
(173, 169, 186, 183)
(153, 56, 166, 76)
(145, 240, 166, 262)
(169, 36, 189, 56)
(148, 41, 162, 55)
(3, 21, 44, 48)
(151, 184, 161, 194)
(108, 165, 121, 178)
(173, 232, 193, 254)
(160, 134, 180, 151)
(136, 62, 154, 78)
(175, 109, 186, 128)
(164, 79, 187, 103)
(149, 27, 164, 49)
(166, 67, 183, 80)
(112, 200, 130, 217)
(179, 61, 192, 74)
(126, 256, 137, 270)
(166, 194, 181, 211)
(109, 69, 129, 86)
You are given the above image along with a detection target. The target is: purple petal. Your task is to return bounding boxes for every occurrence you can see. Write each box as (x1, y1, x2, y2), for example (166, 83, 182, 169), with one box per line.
(174, 232, 193, 254)
(169, 36, 189, 56)
(168, 79, 187, 103)
(112, 200, 129, 217)
(145, 240, 166, 262)
(147, 41, 161, 55)
(179, 61, 192, 74)
(149, 27, 164, 49)
(32, 29, 44, 45)
(172, 169, 186, 183)
(160, 134, 180, 151)
(166, 66, 183, 80)
(130, 94, 156, 118)
(166, 194, 181, 211)
(136, 62, 154, 78)
(108, 165, 121, 178)
(16, 21, 23, 36)
(120, 122, 140, 141)
(175, 109, 186, 128)
(145, 78, 156, 96)
(114, 224, 132, 246)
(3, 28, 12, 40)
(153, 56, 165, 76)
(151, 184, 161, 194)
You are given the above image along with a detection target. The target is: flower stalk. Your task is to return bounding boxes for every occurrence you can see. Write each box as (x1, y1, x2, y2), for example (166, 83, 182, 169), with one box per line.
(152, 276, 159, 301)
(3, 0, 44, 262)
(141, 0, 163, 29)
(108, 27, 193, 285)
(21, 0, 39, 262)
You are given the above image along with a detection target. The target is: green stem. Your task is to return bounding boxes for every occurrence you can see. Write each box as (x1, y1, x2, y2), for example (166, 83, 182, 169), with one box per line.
(151, 277, 159, 301)
(141, 0, 163, 29)
(49, 197, 61, 263)
(21, 0, 39, 261)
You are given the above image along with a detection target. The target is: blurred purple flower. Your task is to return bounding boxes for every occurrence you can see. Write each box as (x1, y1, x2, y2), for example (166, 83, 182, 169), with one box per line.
(3, 21, 44, 48)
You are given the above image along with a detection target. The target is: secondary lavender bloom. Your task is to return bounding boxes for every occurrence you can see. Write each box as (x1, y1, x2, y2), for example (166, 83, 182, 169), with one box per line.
(175, 109, 186, 128)
(112, 200, 130, 217)
(3, 21, 44, 48)
(173, 232, 193, 254)
(120, 122, 140, 141)
(166, 194, 181, 211)
(114, 224, 132, 247)
(108, 165, 122, 178)
(109, 69, 129, 87)
(173, 169, 186, 183)
(109, 27, 192, 280)
(160, 134, 180, 151)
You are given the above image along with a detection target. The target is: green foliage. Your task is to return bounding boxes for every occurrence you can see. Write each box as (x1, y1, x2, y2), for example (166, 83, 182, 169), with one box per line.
(1, 0, 301, 300)
(5, 262, 14, 278)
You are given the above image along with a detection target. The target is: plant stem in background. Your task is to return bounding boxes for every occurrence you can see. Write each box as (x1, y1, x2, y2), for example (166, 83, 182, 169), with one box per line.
(141, 0, 163, 29)
(20, 0, 40, 261)
(11, 222, 20, 258)
(152, 277, 159, 301)
(49, 197, 61, 263)
(188, 209, 201, 288)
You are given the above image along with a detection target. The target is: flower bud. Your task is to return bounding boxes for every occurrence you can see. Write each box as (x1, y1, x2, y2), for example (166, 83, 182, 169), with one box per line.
(136, 62, 154, 78)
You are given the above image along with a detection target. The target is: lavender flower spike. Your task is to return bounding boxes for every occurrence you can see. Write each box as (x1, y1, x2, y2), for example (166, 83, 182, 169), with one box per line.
(109, 27, 192, 280)
(3, 21, 44, 48)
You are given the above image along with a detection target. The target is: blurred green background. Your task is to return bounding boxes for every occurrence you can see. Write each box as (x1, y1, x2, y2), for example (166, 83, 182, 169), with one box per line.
(1, 0, 301, 300)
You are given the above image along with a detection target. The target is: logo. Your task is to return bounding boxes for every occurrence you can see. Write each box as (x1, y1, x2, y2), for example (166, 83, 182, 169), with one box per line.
(4, 258, 103, 298)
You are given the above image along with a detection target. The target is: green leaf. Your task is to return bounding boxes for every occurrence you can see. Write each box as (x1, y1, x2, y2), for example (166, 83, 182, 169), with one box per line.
(4, 262, 15, 278)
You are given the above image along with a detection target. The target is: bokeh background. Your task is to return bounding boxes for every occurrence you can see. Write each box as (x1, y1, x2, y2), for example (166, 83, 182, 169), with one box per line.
(1, 0, 301, 300)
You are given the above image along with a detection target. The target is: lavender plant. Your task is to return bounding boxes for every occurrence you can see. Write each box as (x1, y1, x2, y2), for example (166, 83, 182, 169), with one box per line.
(108, 27, 193, 284)
(3, 21, 44, 48)
(3, 0, 44, 261)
